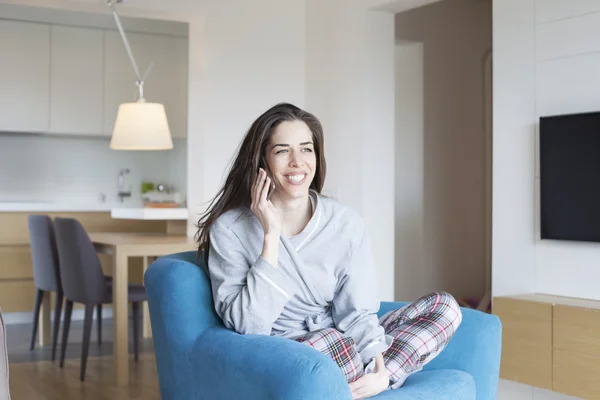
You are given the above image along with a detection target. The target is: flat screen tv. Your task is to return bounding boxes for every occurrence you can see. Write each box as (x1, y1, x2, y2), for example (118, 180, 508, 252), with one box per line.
(540, 111, 600, 243)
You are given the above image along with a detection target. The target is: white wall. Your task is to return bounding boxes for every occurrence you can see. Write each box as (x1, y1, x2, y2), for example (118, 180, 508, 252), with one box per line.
(395, 0, 492, 301)
(395, 41, 426, 301)
(494, 0, 600, 398)
(0, 135, 186, 205)
(534, 1, 600, 300)
(185, 0, 306, 232)
(492, 0, 537, 298)
(304, 0, 396, 301)
(493, 0, 600, 301)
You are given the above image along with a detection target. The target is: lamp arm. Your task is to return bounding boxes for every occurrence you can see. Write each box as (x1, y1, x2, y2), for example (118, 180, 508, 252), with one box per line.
(107, 1, 143, 84)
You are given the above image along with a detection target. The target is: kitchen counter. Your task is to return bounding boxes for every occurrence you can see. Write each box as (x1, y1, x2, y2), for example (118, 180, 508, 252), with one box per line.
(0, 202, 116, 212)
(111, 207, 188, 220)
(0, 203, 188, 220)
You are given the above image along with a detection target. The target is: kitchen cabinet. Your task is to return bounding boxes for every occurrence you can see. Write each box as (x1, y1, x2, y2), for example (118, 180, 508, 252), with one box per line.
(169, 37, 188, 139)
(0, 20, 50, 133)
(49, 25, 104, 135)
(0, 17, 187, 138)
(104, 31, 188, 138)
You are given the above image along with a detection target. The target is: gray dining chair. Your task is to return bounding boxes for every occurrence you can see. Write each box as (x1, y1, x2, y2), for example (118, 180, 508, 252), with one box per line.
(27, 215, 63, 361)
(28, 215, 106, 362)
(53, 217, 147, 381)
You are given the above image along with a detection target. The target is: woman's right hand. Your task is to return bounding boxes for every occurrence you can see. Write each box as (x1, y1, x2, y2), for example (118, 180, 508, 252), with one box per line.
(251, 168, 282, 238)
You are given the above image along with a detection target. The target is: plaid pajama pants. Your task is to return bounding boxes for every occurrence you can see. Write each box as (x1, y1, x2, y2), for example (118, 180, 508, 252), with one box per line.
(293, 292, 462, 388)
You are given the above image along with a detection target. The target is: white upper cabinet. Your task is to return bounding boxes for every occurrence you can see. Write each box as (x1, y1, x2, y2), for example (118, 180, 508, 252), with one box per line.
(0, 20, 50, 133)
(49, 25, 103, 135)
(0, 16, 187, 138)
(169, 37, 188, 139)
(103, 31, 188, 138)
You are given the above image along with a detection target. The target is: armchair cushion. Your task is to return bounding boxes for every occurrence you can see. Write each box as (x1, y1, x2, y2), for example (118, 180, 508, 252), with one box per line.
(376, 370, 475, 400)
(378, 302, 502, 400)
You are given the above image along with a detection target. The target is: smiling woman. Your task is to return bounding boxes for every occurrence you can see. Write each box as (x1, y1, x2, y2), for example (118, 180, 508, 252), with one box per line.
(195, 103, 326, 261)
(195, 103, 462, 399)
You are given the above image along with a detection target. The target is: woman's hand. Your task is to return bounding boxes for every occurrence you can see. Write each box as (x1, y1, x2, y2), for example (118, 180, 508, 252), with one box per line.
(251, 168, 281, 237)
(252, 168, 281, 268)
(349, 354, 389, 399)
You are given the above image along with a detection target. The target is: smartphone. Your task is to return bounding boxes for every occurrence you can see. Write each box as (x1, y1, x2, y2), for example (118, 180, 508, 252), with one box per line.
(260, 157, 275, 201)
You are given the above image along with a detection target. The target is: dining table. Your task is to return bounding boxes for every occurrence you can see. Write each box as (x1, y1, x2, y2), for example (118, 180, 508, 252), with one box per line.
(39, 232, 197, 387)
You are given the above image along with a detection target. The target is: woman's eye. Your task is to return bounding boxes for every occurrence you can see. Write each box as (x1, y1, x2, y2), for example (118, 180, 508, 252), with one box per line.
(275, 148, 312, 154)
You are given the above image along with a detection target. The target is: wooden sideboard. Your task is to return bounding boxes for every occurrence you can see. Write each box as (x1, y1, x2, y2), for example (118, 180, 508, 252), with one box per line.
(494, 293, 600, 399)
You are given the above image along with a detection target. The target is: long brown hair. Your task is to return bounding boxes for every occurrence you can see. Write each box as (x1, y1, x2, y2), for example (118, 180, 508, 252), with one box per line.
(196, 103, 327, 263)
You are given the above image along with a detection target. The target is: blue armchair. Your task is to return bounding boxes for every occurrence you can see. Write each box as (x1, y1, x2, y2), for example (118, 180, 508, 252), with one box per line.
(145, 252, 501, 400)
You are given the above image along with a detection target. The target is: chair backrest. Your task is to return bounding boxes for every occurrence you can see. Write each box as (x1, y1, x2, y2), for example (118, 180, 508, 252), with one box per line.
(27, 215, 60, 293)
(0, 307, 10, 400)
(53, 218, 106, 304)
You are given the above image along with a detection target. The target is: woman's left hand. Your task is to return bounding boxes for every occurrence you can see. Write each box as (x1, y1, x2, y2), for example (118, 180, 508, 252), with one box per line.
(349, 354, 389, 399)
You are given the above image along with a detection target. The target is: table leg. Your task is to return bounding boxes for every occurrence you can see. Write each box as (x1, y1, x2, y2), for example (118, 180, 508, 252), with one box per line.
(142, 256, 153, 338)
(113, 250, 129, 387)
(38, 291, 51, 346)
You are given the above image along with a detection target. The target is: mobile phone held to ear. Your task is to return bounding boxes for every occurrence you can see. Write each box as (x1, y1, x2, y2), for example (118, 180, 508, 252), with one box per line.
(260, 157, 275, 201)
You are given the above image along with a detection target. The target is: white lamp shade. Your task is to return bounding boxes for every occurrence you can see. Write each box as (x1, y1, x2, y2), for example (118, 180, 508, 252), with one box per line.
(110, 102, 173, 150)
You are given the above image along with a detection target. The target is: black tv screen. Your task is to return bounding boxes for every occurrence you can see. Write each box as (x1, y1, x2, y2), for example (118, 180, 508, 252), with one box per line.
(540, 111, 600, 242)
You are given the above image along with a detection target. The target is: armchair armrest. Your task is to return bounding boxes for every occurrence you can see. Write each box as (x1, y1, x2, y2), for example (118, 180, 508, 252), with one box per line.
(194, 327, 351, 400)
(145, 254, 223, 399)
(380, 302, 502, 400)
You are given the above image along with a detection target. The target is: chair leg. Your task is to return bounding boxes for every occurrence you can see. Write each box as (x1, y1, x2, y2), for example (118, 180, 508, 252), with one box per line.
(51, 289, 63, 361)
(29, 289, 44, 351)
(132, 302, 140, 362)
(96, 304, 102, 346)
(59, 300, 73, 368)
(80, 304, 94, 381)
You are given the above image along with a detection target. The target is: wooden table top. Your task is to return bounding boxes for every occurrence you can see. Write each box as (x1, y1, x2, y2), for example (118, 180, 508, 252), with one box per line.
(89, 232, 197, 256)
(89, 232, 196, 246)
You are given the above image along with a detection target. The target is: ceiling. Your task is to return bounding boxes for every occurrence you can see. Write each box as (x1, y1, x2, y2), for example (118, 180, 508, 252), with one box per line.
(0, 0, 443, 22)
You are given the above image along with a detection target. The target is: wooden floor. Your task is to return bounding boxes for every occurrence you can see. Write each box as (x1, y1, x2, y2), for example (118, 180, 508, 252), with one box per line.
(7, 320, 160, 399)
(7, 318, 154, 363)
(9, 353, 161, 400)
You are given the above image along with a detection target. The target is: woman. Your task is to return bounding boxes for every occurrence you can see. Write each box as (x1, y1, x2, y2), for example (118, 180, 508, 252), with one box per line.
(196, 103, 462, 399)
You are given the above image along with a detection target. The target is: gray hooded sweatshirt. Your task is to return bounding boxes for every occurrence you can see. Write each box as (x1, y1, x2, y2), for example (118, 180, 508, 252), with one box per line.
(208, 190, 392, 365)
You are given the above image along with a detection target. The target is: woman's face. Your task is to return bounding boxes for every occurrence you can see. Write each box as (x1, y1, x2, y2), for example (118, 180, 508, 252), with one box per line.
(265, 120, 317, 201)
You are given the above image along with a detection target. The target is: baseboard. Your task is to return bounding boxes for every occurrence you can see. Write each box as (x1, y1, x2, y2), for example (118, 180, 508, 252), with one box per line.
(3, 307, 114, 325)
